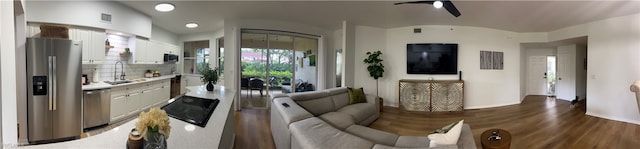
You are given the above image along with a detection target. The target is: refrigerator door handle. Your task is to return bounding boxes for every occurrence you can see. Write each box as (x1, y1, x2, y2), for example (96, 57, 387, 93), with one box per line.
(52, 56, 57, 111)
(48, 56, 53, 111)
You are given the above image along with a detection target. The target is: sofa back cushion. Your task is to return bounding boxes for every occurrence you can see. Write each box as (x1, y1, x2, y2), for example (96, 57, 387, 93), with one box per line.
(289, 91, 335, 116)
(326, 87, 350, 109)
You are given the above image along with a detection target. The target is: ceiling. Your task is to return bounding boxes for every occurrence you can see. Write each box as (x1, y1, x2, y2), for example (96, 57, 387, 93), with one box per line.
(117, 1, 640, 35)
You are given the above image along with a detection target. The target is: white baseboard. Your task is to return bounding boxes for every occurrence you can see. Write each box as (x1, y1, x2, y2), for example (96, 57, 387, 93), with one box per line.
(465, 101, 521, 110)
(585, 112, 640, 125)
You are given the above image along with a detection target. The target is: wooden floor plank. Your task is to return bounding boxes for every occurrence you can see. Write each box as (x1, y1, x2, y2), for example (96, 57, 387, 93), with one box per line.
(233, 95, 640, 149)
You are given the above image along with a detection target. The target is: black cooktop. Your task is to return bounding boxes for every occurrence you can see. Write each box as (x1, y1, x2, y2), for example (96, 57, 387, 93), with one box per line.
(161, 96, 219, 127)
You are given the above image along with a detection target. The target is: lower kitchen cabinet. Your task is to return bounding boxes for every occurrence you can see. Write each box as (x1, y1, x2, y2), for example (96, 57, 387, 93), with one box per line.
(109, 79, 172, 123)
(109, 84, 143, 122)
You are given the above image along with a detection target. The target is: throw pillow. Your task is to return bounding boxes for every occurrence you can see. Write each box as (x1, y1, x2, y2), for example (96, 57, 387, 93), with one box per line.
(427, 120, 464, 147)
(429, 120, 460, 134)
(347, 87, 367, 104)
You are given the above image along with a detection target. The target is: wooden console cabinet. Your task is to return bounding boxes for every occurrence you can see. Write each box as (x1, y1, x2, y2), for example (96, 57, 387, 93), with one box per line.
(398, 79, 464, 112)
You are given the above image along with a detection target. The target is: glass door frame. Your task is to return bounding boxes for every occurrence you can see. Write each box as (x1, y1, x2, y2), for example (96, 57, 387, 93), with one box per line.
(239, 29, 320, 96)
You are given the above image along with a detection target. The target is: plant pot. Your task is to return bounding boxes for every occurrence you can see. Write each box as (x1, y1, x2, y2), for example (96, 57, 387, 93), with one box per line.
(144, 130, 166, 149)
(206, 81, 214, 91)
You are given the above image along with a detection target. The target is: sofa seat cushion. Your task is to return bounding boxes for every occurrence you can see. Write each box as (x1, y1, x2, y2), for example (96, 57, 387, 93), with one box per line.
(290, 117, 375, 149)
(395, 136, 430, 148)
(337, 102, 377, 123)
(345, 125, 399, 146)
(318, 112, 355, 130)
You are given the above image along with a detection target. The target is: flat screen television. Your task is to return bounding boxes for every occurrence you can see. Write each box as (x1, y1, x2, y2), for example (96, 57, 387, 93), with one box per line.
(406, 43, 458, 74)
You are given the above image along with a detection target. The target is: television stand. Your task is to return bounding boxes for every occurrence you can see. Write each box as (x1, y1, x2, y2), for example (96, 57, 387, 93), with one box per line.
(398, 79, 464, 112)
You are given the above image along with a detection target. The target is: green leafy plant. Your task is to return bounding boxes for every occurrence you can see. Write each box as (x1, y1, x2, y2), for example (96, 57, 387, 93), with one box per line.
(363, 51, 384, 96)
(199, 63, 219, 84)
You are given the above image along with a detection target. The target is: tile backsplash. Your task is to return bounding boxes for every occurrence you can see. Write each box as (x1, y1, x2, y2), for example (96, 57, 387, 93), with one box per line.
(82, 34, 176, 82)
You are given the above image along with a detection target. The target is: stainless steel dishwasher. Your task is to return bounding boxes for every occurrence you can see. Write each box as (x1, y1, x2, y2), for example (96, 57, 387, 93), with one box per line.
(83, 89, 111, 130)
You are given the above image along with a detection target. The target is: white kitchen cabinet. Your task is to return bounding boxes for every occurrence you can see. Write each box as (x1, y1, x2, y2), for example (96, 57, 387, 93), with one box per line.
(129, 38, 150, 64)
(126, 89, 142, 116)
(148, 42, 164, 64)
(159, 80, 171, 103)
(109, 84, 144, 122)
(26, 23, 106, 64)
(139, 83, 154, 110)
(26, 23, 41, 37)
(129, 39, 167, 64)
(70, 28, 106, 64)
(109, 87, 128, 122)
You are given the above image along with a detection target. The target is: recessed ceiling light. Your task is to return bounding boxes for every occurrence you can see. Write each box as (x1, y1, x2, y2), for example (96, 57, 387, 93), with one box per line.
(433, 1, 443, 8)
(155, 3, 175, 12)
(186, 22, 199, 28)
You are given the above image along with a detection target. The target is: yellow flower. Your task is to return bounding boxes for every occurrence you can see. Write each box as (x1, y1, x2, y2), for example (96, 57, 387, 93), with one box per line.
(135, 108, 171, 139)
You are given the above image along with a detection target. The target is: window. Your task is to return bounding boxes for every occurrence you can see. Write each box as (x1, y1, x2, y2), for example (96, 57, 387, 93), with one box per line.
(195, 48, 210, 74)
(184, 40, 210, 74)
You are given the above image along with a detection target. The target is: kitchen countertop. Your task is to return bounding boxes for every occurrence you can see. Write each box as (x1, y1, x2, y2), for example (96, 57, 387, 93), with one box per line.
(13, 85, 236, 149)
(82, 75, 177, 90)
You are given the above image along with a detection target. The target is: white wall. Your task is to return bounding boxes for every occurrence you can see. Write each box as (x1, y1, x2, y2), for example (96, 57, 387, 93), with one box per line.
(342, 21, 356, 88)
(1, 0, 21, 146)
(364, 25, 522, 109)
(353, 26, 387, 99)
(24, 1, 152, 38)
(151, 25, 178, 45)
(582, 14, 640, 124)
(14, 2, 28, 145)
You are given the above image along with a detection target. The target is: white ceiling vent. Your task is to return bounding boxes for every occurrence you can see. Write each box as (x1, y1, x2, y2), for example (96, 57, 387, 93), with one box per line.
(413, 28, 421, 33)
(101, 13, 112, 23)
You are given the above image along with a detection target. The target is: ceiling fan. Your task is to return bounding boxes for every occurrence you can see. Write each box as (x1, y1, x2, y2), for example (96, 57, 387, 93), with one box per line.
(394, 0, 461, 17)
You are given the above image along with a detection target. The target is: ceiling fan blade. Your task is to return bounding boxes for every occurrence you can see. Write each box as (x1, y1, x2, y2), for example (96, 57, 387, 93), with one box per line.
(442, 0, 461, 17)
(394, 1, 435, 5)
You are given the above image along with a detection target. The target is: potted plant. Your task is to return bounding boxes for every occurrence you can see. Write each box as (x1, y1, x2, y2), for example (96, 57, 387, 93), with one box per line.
(200, 63, 219, 91)
(363, 51, 384, 97)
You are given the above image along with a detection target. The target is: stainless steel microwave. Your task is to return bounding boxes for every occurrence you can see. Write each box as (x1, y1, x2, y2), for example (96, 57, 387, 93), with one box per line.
(164, 53, 179, 63)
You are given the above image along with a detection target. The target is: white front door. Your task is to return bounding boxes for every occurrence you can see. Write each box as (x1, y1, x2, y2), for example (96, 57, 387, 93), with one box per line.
(556, 45, 577, 101)
(527, 56, 547, 95)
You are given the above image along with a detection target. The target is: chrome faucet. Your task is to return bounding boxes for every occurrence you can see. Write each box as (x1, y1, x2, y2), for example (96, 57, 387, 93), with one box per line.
(114, 61, 126, 81)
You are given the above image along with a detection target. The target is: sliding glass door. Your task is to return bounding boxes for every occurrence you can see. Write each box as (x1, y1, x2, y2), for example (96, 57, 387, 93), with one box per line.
(240, 30, 318, 109)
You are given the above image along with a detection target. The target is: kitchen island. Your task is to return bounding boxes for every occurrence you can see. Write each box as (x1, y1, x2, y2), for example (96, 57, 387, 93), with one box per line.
(13, 85, 236, 149)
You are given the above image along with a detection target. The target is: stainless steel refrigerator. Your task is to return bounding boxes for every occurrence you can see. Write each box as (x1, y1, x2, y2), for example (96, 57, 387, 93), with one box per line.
(26, 37, 82, 143)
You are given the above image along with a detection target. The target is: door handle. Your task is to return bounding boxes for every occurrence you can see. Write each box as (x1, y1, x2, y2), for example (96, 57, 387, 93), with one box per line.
(558, 77, 562, 80)
(52, 56, 57, 111)
(48, 56, 53, 111)
(85, 91, 94, 95)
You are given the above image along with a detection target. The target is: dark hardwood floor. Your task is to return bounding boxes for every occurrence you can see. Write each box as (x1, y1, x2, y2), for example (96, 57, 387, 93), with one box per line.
(233, 95, 640, 149)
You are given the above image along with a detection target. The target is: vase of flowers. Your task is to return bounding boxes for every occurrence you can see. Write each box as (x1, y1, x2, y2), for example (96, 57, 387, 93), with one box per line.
(135, 108, 171, 149)
(199, 63, 219, 91)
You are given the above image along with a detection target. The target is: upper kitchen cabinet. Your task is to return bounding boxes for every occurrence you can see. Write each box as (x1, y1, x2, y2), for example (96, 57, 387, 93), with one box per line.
(148, 42, 164, 64)
(129, 38, 151, 64)
(26, 23, 107, 64)
(25, 1, 152, 38)
(71, 28, 107, 64)
(128, 39, 176, 64)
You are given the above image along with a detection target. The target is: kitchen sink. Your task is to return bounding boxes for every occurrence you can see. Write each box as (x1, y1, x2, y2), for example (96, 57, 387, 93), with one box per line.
(104, 80, 133, 85)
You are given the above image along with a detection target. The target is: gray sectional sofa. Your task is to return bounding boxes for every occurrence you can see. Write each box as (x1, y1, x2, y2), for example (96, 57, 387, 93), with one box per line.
(270, 87, 477, 149)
